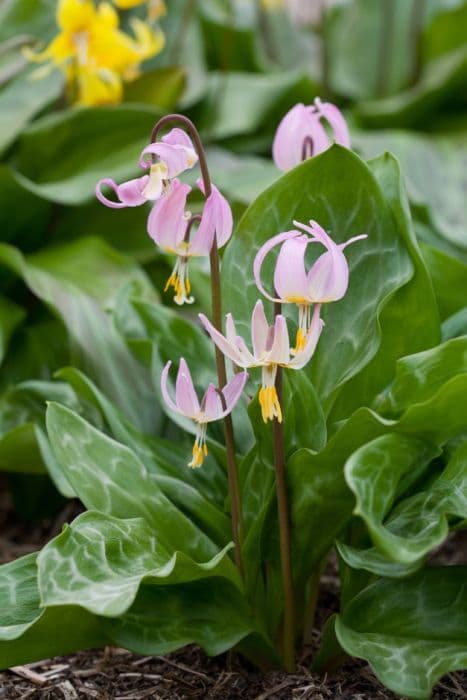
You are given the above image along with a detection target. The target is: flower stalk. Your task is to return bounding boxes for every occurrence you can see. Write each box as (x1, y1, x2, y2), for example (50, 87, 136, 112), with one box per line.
(151, 114, 244, 578)
(272, 301, 295, 672)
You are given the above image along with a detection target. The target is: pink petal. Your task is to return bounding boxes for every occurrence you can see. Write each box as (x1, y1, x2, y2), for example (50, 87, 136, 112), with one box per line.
(147, 180, 191, 251)
(272, 103, 329, 171)
(160, 361, 178, 413)
(162, 127, 196, 151)
(314, 98, 351, 148)
(198, 314, 244, 366)
(139, 142, 196, 179)
(175, 358, 200, 418)
(341, 234, 368, 249)
(267, 315, 290, 365)
(219, 370, 248, 418)
(289, 304, 324, 369)
(202, 383, 223, 422)
(190, 180, 233, 255)
(273, 236, 309, 301)
(254, 230, 302, 303)
(95, 176, 149, 209)
(251, 300, 270, 358)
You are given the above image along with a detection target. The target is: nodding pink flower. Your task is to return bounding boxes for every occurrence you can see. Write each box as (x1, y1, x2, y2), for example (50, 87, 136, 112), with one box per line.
(148, 178, 233, 305)
(95, 127, 198, 208)
(199, 301, 323, 423)
(273, 98, 350, 172)
(254, 220, 366, 353)
(161, 358, 248, 468)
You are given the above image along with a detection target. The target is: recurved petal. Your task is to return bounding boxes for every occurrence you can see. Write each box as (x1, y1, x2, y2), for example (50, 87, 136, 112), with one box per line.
(272, 103, 319, 171)
(95, 175, 149, 208)
(267, 315, 291, 365)
(190, 180, 233, 254)
(203, 371, 248, 422)
(306, 249, 349, 302)
(314, 98, 351, 148)
(160, 361, 178, 413)
(251, 300, 270, 358)
(254, 230, 302, 303)
(175, 358, 200, 418)
(198, 314, 245, 366)
(147, 179, 191, 250)
(289, 304, 324, 369)
(273, 236, 309, 301)
(162, 127, 196, 151)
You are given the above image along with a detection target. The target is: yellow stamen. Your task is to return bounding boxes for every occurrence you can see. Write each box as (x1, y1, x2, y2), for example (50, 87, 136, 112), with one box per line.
(164, 257, 193, 305)
(189, 443, 206, 468)
(294, 327, 306, 354)
(259, 386, 283, 423)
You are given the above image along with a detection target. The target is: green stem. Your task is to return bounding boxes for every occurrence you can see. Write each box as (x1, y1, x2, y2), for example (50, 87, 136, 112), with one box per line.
(151, 114, 244, 579)
(273, 302, 295, 671)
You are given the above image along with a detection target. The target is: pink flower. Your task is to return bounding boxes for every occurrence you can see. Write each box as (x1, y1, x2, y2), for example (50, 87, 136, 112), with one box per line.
(95, 127, 198, 208)
(199, 301, 323, 423)
(161, 358, 248, 468)
(272, 98, 350, 172)
(254, 220, 366, 352)
(148, 178, 233, 305)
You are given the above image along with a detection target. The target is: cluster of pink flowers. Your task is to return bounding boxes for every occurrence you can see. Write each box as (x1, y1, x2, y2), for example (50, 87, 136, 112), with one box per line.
(96, 128, 232, 305)
(96, 100, 365, 468)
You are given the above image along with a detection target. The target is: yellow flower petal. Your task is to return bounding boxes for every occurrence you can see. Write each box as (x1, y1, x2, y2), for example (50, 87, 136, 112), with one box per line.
(57, 0, 96, 32)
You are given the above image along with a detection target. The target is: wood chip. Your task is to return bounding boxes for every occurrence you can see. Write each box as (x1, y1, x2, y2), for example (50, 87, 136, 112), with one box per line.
(58, 680, 79, 699)
(155, 655, 215, 683)
(9, 665, 48, 686)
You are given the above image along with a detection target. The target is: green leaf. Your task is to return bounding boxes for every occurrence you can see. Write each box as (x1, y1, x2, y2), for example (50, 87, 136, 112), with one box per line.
(38, 511, 238, 617)
(0, 165, 51, 249)
(0, 68, 62, 156)
(380, 336, 467, 415)
(337, 541, 423, 578)
(0, 553, 106, 669)
(12, 104, 163, 205)
(0, 0, 56, 43)
(104, 579, 254, 658)
(222, 146, 422, 414)
(124, 67, 186, 110)
(421, 243, 467, 319)
(46, 402, 225, 562)
(336, 567, 467, 699)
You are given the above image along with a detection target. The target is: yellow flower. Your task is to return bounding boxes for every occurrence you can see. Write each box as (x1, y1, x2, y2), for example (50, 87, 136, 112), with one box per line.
(25, 0, 164, 105)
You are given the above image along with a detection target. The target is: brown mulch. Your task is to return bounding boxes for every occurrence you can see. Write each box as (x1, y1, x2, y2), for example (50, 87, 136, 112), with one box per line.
(1, 483, 466, 699)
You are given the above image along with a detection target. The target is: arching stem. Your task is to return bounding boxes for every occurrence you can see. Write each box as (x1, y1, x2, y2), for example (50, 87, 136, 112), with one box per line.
(151, 115, 244, 579)
(273, 301, 295, 671)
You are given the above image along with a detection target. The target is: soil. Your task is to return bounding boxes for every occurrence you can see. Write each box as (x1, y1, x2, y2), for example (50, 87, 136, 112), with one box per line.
(1, 484, 466, 700)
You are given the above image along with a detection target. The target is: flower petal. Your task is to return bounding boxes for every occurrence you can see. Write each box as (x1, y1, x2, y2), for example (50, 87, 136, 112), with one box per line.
(289, 304, 324, 369)
(251, 300, 270, 358)
(201, 383, 223, 422)
(95, 176, 149, 208)
(147, 179, 191, 251)
(254, 230, 302, 303)
(314, 98, 351, 148)
(272, 103, 328, 171)
(160, 361, 178, 413)
(203, 371, 248, 422)
(273, 235, 309, 301)
(267, 315, 290, 365)
(198, 314, 245, 366)
(175, 358, 200, 417)
(190, 180, 233, 255)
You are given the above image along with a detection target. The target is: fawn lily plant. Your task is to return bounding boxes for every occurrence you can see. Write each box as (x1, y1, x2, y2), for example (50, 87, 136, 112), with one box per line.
(161, 359, 248, 468)
(200, 301, 323, 423)
(273, 98, 350, 171)
(254, 220, 366, 352)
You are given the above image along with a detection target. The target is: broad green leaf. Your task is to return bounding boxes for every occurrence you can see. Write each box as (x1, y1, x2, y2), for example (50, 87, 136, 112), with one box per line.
(38, 511, 238, 616)
(12, 104, 163, 205)
(0, 68, 62, 156)
(336, 567, 467, 699)
(443, 308, 467, 341)
(222, 146, 419, 414)
(329, 153, 439, 421)
(0, 553, 106, 669)
(421, 1, 467, 62)
(344, 434, 443, 563)
(337, 541, 423, 578)
(354, 129, 467, 251)
(0, 243, 160, 433)
(0, 165, 51, 248)
(46, 402, 225, 562)
(379, 336, 467, 414)
(0, 0, 56, 43)
(326, 0, 417, 99)
(104, 579, 255, 658)
(0, 423, 44, 474)
(124, 67, 186, 109)
(421, 244, 467, 319)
